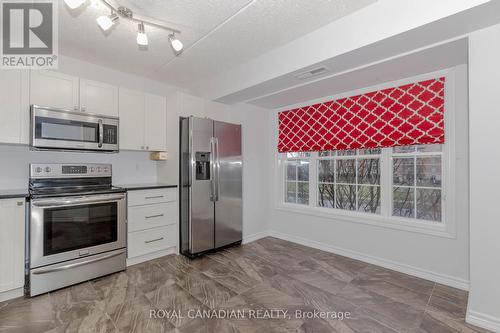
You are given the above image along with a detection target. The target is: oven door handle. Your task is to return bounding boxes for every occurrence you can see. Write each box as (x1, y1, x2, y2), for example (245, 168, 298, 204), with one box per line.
(32, 251, 124, 275)
(32, 194, 125, 208)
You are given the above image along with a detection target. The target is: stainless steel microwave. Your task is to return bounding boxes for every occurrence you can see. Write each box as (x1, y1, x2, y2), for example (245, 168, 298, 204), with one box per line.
(30, 105, 119, 152)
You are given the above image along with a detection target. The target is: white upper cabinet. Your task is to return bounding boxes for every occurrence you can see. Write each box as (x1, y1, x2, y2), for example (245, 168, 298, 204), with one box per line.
(119, 88, 145, 151)
(118, 88, 167, 152)
(0, 199, 25, 295)
(0, 70, 29, 144)
(30, 70, 79, 110)
(145, 93, 167, 151)
(79, 79, 118, 117)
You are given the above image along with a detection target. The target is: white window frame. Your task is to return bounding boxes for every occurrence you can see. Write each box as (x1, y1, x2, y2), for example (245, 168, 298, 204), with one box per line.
(274, 69, 457, 239)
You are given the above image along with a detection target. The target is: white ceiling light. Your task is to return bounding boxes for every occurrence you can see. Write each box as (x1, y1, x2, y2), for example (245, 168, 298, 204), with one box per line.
(66, 0, 183, 57)
(96, 12, 119, 31)
(136, 22, 148, 46)
(64, 0, 86, 9)
(169, 34, 183, 55)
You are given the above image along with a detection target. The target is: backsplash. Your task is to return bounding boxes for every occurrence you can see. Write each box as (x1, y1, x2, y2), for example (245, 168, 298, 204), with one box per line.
(0, 144, 158, 189)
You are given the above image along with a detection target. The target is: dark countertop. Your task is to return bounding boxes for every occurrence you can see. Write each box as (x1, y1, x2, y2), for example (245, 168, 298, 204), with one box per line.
(116, 183, 177, 191)
(0, 189, 29, 199)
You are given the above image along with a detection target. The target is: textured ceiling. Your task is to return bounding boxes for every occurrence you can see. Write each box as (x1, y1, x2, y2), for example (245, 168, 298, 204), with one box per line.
(59, 0, 377, 91)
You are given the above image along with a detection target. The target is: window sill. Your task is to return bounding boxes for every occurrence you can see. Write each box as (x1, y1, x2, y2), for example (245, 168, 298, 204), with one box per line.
(275, 203, 456, 239)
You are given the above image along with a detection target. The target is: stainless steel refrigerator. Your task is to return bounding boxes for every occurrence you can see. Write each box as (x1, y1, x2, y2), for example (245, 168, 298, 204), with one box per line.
(179, 116, 242, 257)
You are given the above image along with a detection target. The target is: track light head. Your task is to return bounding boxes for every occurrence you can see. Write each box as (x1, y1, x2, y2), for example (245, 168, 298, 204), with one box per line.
(64, 0, 86, 9)
(168, 33, 183, 55)
(136, 22, 148, 46)
(96, 12, 119, 31)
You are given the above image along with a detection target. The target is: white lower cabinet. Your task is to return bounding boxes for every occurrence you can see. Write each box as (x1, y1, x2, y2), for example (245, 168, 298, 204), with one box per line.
(0, 198, 25, 301)
(128, 225, 176, 259)
(126, 188, 177, 266)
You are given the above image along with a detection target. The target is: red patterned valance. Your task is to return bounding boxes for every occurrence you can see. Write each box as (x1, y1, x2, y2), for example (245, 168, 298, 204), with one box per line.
(278, 77, 445, 153)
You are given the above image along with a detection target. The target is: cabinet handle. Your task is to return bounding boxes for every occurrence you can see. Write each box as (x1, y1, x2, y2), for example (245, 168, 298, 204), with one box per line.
(145, 214, 164, 219)
(145, 237, 164, 244)
(145, 195, 164, 199)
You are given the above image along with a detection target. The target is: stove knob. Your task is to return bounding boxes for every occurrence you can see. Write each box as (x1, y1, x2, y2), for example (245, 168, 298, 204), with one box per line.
(44, 167, 51, 173)
(35, 167, 42, 173)
(90, 167, 95, 172)
(97, 167, 101, 173)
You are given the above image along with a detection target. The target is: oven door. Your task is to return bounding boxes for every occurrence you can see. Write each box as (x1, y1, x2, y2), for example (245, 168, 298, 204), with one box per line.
(30, 193, 126, 269)
(31, 106, 119, 152)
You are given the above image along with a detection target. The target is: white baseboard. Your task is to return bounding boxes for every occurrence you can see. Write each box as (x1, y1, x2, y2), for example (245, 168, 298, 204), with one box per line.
(466, 310, 500, 332)
(242, 231, 270, 244)
(0, 287, 24, 303)
(268, 230, 470, 291)
(126, 247, 176, 267)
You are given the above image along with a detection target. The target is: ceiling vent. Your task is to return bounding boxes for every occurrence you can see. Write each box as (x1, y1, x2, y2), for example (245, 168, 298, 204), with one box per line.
(293, 66, 329, 80)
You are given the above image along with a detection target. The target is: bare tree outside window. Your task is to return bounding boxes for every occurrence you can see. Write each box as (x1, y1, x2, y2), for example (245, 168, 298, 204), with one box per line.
(318, 149, 381, 214)
(392, 144, 442, 222)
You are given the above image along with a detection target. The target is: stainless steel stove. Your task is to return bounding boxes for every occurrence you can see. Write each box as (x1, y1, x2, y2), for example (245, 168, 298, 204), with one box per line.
(28, 163, 126, 296)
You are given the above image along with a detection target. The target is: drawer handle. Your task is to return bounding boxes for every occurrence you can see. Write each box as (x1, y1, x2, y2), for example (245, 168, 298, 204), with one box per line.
(145, 195, 164, 199)
(145, 237, 164, 244)
(145, 214, 164, 219)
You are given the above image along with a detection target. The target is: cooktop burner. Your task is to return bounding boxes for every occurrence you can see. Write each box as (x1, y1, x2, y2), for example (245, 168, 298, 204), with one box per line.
(29, 163, 124, 198)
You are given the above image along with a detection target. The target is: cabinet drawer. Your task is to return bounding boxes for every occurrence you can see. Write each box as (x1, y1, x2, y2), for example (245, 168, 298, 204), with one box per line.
(127, 188, 176, 206)
(128, 225, 176, 259)
(128, 202, 176, 232)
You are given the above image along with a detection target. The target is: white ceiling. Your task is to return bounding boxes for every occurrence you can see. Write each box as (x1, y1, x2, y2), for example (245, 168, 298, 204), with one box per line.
(247, 38, 468, 109)
(59, 0, 377, 90)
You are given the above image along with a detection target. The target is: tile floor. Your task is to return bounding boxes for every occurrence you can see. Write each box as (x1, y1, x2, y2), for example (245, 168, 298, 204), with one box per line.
(0, 237, 490, 333)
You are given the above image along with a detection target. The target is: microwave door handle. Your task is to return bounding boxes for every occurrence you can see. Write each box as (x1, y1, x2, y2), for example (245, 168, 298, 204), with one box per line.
(98, 119, 103, 148)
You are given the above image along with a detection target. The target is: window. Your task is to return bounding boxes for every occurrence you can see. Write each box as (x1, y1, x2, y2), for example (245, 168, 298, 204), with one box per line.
(284, 152, 310, 205)
(318, 149, 381, 213)
(392, 144, 442, 222)
(280, 144, 445, 226)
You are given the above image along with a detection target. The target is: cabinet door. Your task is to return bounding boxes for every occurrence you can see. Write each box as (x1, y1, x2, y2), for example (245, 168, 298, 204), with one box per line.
(80, 79, 119, 117)
(0, 199, 25, 293)
(119, 88, 145, 150)
(145, 93, 167, 151)
(30, 70, 79, 110)
(0, 70, 29, 144)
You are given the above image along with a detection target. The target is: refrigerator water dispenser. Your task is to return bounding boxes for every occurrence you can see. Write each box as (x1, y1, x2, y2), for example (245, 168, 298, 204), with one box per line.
(195, 152, 210, 180)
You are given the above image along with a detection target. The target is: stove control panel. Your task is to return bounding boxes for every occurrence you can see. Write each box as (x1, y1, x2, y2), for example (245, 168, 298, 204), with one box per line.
(30, 163, 112, 178)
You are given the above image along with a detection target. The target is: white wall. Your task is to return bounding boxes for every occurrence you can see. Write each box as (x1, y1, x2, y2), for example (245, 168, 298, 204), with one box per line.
(265, 65, 470, 289)
(0, 144, 157, 188)
(232, 104, 271, 241)
(467, 24, 500, 331)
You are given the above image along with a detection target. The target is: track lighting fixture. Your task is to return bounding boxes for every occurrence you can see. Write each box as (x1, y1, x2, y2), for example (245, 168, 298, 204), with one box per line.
(65, 0, 183, 56)
(169, 33, 183, 55)
(136, 22, 148, 46)
(96, 12, 119, 31)
(64, 0, 86, 10)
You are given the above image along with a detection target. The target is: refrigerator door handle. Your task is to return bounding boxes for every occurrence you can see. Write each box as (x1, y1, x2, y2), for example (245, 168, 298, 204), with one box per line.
(210, 137, 216, 201)
(215, 137, 220, 201)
